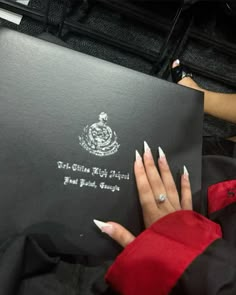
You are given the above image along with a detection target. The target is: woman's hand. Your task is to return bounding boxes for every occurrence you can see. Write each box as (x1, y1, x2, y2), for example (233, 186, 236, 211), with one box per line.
(94, 141, 192, 248)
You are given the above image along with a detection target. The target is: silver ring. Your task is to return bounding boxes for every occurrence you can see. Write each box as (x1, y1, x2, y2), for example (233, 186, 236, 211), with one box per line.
(156, 194, 167, 203)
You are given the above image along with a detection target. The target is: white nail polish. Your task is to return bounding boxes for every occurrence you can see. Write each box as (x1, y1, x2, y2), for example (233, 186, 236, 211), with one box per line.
(175, 59, 180, 65)
(135, 150, 142, 161)
(93, 219, 113, 232)
(144, 141, 151, 153)
(183, 165, 189, 176)
(183, 165, 189, 180)
(158, 146, 165, 158)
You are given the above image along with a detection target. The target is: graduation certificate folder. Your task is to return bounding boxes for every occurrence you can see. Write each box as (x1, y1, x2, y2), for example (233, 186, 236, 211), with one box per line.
(0, 28, 204, 258)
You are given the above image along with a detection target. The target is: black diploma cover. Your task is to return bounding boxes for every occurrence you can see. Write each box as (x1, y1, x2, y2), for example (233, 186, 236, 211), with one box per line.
(0, 28, 203, 258)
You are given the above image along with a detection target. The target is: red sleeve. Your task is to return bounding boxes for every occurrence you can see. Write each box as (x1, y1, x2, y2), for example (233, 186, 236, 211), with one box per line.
(208, 179, 236, 215)
(105, 210, 222, 295)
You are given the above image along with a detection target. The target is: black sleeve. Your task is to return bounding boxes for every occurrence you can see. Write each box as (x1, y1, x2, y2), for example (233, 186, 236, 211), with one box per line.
(171, 238, 236, 295)
(173, 157, 236, 295)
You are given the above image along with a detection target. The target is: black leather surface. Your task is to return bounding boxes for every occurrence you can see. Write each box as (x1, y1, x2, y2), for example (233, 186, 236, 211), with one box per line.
(0, 28, 203, 258)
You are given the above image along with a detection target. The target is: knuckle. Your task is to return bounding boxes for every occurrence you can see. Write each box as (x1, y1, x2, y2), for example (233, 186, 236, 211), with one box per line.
(145, 159, 156, 171)
(118, 231, 127, 242)
(160, 163, 170, 174)
(134, 166, 145, 177)
(165, 183, 177, 195)
(117, 230, 133, 246)
(181, 198, 192, 209)
(182, 181, 190, 190)
(145, 214, 159, 227)
(181, 194, 192, 202)
(145, 165, 155, 175)
(159, 205, 175, 216)
(138, 178, 151, 194)
(150, 179, 163, 191)
(138, 183, 151, 195)
(139, 197, 154, 208)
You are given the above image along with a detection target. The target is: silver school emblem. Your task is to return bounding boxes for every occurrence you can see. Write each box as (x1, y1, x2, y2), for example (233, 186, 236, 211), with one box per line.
(78, 112, 120, 157)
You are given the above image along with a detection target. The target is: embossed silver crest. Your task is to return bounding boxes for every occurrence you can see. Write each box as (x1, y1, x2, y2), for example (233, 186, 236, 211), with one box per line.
(78, 112, 120, 157)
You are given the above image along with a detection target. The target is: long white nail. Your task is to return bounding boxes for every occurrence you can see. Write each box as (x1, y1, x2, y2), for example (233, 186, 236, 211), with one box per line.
(93, 219, 113, 235)
(158, 146, 165, 158)
(135, 150, 142, 161)
(183, 165, 189, 175)
(144, 141, 151, 153)
(183, 165, 189, 180)
(174, 59, 180, 65)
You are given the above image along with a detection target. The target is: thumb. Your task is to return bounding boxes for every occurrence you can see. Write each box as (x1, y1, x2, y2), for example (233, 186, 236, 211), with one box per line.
(93, 219, 135, 248)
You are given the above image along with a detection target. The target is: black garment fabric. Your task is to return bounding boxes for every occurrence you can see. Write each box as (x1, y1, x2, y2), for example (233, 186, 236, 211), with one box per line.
(0, 235, 114, 295)
(0, 236, 58, 295)
(170, 156, 236, 294)
(199, 155, 236, 216)
(202, 136, 236, 158)
(171, 238, 236, 295)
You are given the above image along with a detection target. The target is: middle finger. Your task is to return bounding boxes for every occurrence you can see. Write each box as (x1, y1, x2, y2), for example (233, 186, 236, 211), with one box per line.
(143, 142, 175, 214)
(134, 150, 162, 227)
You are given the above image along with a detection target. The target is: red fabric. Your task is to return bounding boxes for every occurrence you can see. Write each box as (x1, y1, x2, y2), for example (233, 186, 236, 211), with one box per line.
(105, 210, 222, 295)
(208, 180, 236, 215)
